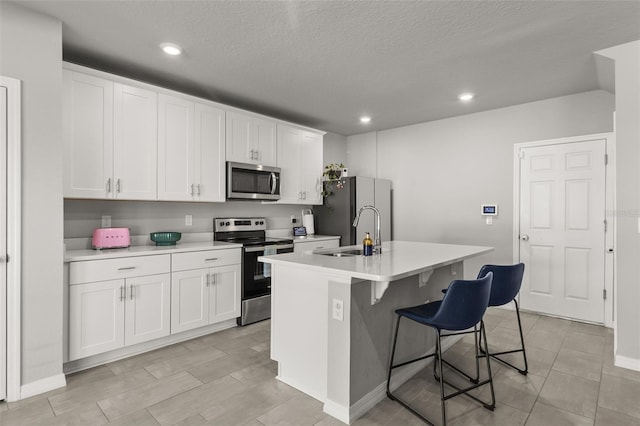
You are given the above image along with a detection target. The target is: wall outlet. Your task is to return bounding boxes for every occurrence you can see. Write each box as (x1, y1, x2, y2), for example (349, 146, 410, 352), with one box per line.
(332, 298, 344, 321)
(101, 215, 111, 228)
(291, 215, 297, 224)
(185, 215, 193, 226)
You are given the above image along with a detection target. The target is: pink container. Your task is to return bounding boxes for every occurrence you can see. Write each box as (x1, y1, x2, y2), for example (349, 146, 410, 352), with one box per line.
(92, 228, 131, 249)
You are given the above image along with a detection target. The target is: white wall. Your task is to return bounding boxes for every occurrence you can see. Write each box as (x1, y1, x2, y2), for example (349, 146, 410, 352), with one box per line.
(323, 132, 348, 166)
(0, 3, 65, 388)
(597, 41, 640, 368)
(348, 90, 614, 278)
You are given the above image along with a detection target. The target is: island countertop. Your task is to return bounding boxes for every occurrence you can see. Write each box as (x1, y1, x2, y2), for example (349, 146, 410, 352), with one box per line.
(259, 240, 493, 283)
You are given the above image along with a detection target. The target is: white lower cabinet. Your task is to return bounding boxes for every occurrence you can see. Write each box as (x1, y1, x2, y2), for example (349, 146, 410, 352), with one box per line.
(171, 251, 241, 334)
(68, 255, 171, 360)
(69, 272, 170, 360)
(293, 238, 340, 254)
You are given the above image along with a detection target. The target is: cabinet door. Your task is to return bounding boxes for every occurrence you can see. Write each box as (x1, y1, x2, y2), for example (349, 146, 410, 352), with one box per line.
(209, 264, 241, 324)
(69, 279, 125, 360)
(124, 273, 171, 346)
(195, 103, 225, 202)
(171, 269, 209, 333)
(276, 124, 302, 204)
(253, 117, 277, 167)
(301, 132, 324, 205)
(158, 94, 194, 201)
(113, 83, 158, 200)
(226, 111, 254, 163)
(63, 70, 114, 199)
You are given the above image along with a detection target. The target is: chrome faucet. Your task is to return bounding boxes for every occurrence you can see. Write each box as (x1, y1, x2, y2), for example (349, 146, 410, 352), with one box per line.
(353, 205, 382, 253)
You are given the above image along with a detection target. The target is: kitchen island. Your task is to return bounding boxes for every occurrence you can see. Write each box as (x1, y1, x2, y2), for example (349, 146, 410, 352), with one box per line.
(259, 240, 493, 424)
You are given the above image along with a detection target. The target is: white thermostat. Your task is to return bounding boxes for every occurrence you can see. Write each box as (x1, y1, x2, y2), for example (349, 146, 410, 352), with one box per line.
(481, 204, 498, 216)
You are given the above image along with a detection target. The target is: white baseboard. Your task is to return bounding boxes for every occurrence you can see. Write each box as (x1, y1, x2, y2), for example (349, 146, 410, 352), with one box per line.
(323, 335, 461, 424)
(615, 354, 640, 372)
(20, 373, 67, 399)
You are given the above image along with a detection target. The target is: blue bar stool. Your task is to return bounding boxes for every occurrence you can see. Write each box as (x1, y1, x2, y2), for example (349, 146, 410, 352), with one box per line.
(386, 273, 496, 426)
(439, 263, 528, 380)
(477, 263, 528, 375)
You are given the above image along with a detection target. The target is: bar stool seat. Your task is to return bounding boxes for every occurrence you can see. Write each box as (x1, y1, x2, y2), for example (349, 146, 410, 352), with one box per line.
(386, 273, 496, 426)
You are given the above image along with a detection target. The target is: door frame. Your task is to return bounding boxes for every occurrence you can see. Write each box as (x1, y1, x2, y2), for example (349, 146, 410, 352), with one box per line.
(512, 132, 615, 327)
(0, 75, 22, 401)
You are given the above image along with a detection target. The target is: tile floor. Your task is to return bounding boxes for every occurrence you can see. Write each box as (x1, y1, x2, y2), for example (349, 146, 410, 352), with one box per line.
(1, 308, 640, 425)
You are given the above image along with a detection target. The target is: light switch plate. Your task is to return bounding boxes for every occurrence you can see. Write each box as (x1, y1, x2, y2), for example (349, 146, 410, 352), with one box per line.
(185, 215, 192, 226)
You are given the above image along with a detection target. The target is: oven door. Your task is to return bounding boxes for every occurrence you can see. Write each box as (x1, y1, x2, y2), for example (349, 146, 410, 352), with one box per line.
(227, 162, 281, 200)
(242, 243, 294, 299)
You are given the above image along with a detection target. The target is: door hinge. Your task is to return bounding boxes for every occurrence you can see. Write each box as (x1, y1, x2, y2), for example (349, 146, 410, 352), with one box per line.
(603, 289, 607, 300)
(605, 154, 608, 165)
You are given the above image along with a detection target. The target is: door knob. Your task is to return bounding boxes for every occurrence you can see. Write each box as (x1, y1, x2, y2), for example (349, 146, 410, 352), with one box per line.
(520, 234, 530, 241)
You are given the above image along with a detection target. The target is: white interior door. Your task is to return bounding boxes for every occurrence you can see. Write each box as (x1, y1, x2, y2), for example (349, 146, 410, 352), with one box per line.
(519, 139, 606, 323)
(1, 85, 7, 400)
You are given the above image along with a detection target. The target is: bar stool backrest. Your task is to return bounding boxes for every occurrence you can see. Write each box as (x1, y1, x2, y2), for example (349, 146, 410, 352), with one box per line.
(434, 272, 493, 331)
(477, 263, 525, 307)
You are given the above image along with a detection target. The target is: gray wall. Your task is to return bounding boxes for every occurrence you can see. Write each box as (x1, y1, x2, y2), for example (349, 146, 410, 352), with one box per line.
(0, 3, 65, 386)
(65, 199, 308, 240)
(322, 132, 348, 167)
(598, 42, 640, 364)
(347, 90, 615, 278)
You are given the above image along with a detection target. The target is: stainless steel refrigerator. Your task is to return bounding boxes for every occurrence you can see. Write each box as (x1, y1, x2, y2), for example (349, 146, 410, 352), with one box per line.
(314, 176, 391, 246)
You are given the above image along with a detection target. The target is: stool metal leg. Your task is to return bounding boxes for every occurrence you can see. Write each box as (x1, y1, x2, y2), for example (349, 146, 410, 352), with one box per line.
(479, 300, 528, 375)
(436, 331, 447, 426)
(434, 325, 480, 385)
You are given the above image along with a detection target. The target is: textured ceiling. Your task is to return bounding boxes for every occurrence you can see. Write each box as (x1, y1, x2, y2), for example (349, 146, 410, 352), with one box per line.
(13, 0, 640, 136)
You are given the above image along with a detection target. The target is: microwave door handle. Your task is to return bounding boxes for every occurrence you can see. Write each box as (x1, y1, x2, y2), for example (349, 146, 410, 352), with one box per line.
(270, 172, 277, 195)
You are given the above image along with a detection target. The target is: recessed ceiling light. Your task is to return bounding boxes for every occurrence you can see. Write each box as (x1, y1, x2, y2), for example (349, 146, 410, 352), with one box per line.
(360, 116, 372, 124)
(458, 93, 474, 102)
(160, 42, 182, 56)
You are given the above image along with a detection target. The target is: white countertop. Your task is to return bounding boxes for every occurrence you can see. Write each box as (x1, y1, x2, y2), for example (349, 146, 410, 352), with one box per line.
(259, 240, 493, 283)
(65, 241, 242, 262)
(293, 235, 340, 243)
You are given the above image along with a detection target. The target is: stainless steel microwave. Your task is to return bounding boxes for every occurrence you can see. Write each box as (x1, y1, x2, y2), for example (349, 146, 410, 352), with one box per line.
(227, 162, 281, 201)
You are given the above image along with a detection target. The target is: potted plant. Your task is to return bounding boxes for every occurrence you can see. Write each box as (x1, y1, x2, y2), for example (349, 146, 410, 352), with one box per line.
(321, 163, 345, 199)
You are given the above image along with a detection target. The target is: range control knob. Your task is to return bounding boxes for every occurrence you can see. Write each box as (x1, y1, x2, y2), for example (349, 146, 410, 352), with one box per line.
(255, 221, 259, 225)
(219, 221, 225, 226)
(225, 221, 230, 226)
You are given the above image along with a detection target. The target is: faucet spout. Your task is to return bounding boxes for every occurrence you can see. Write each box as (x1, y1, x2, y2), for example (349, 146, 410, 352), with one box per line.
(353, 205, 382, 253)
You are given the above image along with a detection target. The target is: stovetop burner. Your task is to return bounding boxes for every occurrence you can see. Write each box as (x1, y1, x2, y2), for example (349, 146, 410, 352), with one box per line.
(213, 217, 293, 246)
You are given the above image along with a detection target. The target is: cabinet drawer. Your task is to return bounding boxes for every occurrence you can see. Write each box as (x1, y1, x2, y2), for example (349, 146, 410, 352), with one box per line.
(294, 239, 340, 254)
(172, 249, 241, 272)
(70, 254, 171, 285)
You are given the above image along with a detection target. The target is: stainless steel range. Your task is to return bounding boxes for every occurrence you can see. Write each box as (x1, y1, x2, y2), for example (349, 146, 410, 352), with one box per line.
(214, 217, 293, 326)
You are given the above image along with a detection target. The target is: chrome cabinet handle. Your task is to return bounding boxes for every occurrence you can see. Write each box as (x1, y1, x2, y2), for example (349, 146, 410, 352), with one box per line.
(120, 285, 124, 302)
(191, 184, 194, 196)
(520, 234, 530, 241)
(118, 266, 136, 271)
(116, 178, 121, 193)
(130, 284, 134, 300)
(106, 178, 112, 193)
(205, 257, 218, 262)
(211, 273, 216, 285)
(206, 273, 210, 286)
(249, 149, 255, 160)
(197, 184, 201, 196)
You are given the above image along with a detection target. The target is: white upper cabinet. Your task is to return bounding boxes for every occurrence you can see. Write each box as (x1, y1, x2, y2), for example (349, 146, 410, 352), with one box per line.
(226, 110, 277, 166)
(63, 69, 158, 200)
(276, 124, 324, 205)
(158, 94, 226, 202)
(194, 103, 226, 202)
(113, 83, 158, 200)
(63, 70, 114, 199)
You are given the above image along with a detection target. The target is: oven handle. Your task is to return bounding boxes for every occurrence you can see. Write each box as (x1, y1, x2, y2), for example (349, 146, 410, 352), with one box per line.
(245, 244, 294, 253)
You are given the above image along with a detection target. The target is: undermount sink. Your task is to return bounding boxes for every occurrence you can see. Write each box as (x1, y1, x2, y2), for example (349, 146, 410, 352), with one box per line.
(316, 247, 386, 257)
(317, 248, 364, 257)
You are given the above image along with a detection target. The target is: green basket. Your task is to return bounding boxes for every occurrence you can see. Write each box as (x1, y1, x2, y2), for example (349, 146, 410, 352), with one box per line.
(150, 231, 182, 246)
